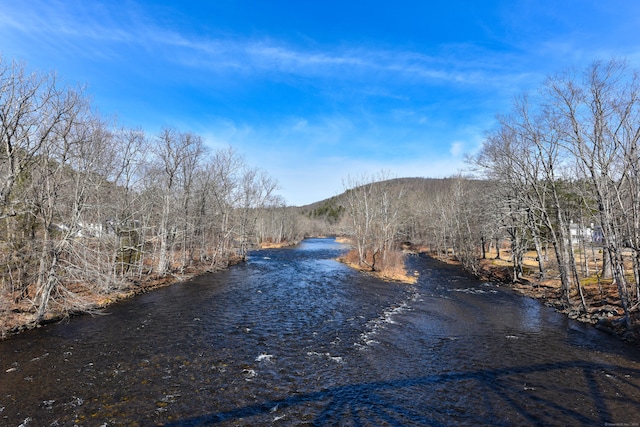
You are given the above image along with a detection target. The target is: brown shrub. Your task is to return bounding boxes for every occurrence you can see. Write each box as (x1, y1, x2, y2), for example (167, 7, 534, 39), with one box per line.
(338, 248, 416, 284)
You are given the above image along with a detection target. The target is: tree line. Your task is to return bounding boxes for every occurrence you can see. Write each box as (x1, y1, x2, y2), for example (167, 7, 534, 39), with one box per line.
(3, 56, 639, 333)
(471, 59, 640, 329)
(0, 58, 298, 323)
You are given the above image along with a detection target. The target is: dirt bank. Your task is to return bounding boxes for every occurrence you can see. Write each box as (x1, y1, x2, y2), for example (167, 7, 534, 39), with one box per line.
(0, 258, 243, 339)
(1, 240, 305, 339)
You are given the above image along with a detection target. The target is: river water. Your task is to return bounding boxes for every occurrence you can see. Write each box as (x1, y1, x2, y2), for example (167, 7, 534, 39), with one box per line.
(1, 237, 639, 426)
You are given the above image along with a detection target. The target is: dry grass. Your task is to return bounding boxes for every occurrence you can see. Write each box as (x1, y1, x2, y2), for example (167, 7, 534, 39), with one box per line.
(0, 252, 239, 338)
(338, 248, 417, 284)
(259, 240, 297, 249)
(334, 236, 352, 244)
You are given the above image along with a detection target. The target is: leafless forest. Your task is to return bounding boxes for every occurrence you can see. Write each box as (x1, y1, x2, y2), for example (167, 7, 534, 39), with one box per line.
(0, 58, 299, 331)
(2, 57, 640, 338)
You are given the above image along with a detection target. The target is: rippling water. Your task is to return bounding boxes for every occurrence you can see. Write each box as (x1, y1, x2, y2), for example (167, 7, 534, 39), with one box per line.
(1, 238, 639, 426)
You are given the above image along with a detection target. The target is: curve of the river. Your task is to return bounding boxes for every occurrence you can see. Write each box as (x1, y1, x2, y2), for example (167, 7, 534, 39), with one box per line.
(1, 238, 639, 426)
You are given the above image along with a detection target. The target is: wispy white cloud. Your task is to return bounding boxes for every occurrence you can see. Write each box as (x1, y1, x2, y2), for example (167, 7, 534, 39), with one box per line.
(0, 1, 133, 43)
(450, 141, 464, 157)
(9, 0, 634, 206)
(0, 0, 527, 90)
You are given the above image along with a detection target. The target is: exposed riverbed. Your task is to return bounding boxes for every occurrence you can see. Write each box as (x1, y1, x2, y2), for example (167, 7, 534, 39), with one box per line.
(1, 238, 639, 426)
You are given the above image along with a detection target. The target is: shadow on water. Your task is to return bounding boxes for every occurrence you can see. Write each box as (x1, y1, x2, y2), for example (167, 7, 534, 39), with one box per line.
(168, 360, 640, 426)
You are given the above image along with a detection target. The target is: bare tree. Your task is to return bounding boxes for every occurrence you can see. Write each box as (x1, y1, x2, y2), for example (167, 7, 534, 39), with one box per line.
(152, 128, 205, 275)
(0, 60, 79, 305)
(546, 59, 640, 327)
(235, 167, 279, 259)
(108, 128, 149, 277)
(29, 87, 109, 320)
(475, 93, 589, 308)
(343, 172, 404, 271)
(204, 146, 244, 267)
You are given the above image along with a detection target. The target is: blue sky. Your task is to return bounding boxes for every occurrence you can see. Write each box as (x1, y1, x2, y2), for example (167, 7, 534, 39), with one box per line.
(1, 1, 640, 205)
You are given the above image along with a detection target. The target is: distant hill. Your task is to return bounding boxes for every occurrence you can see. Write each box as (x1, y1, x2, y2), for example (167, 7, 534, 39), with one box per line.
(293, 177, 477, 225)
(295, 177, 470, 210)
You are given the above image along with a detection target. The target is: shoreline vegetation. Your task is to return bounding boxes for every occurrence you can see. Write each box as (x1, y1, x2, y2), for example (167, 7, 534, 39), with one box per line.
(1, 241, 301, 339)
(2, 236, 638, 345)
(0, 257, 236, 339)
(424, 246, 640, 344)
(335, 237, 417, 284)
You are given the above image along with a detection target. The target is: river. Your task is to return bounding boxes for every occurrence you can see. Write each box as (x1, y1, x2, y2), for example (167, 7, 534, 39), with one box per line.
(1, 237, 639, 426)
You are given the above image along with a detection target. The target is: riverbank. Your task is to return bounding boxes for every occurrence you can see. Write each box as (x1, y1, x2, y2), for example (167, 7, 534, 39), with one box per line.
(427, 249, 640, 344)
(0, 256, 246, 339)
(0, 241, 307, 339)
